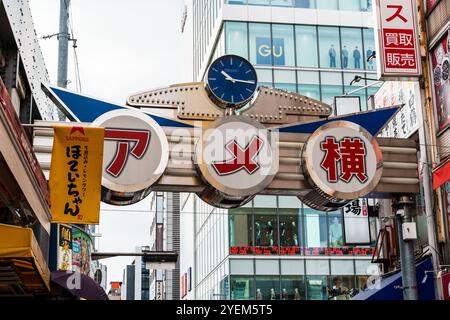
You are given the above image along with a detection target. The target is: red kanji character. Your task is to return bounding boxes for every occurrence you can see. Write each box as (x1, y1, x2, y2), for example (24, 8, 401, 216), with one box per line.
(212, 135, 263, 175)
(339, 137, 368, 183)
(386, 5, 407, 23)
(320, 136, 340, 182)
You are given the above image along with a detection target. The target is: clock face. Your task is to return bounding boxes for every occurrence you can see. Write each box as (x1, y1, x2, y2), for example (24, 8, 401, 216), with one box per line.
(207, 55, 258, 107)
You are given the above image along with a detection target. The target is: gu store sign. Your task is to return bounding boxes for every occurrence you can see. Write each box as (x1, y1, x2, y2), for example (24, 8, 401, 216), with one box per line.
(374, 0, 422, 79)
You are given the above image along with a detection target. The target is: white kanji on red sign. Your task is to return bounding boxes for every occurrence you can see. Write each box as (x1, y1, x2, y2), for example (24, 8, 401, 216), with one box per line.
(376, 0, 421, 77)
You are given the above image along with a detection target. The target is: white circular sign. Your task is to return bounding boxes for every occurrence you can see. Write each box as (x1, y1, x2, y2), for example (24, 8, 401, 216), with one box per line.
(303, 120, 383, 200)
(195, 116, 278, 197)
(91, 109, 169, 193)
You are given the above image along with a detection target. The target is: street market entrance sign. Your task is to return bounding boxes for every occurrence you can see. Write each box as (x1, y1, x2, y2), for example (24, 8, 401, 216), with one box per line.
(39, 55, 419, 211)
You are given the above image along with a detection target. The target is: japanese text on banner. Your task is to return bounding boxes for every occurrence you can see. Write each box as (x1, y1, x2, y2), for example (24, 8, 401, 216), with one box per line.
(49, 126, 104, 224)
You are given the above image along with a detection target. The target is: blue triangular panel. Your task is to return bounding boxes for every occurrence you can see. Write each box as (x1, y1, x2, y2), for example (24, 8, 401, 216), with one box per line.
(276, 107, 400, 136)
(48, 86, 193, 128)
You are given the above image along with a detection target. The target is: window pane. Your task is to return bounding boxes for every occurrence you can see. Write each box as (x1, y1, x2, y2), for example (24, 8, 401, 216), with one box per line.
(304, 207, 328, 254)
(295, 0, 316, 8)
(249, 0, 270, 4)
(328, 211, 344, 248)
(329, 275, 355, 300)
(230, 259, 254, 274)
(272, 24, 295, 66)
(255, 260, 279, 274)
(281, 260, 305, 275)
(256, 68, 273, 87)
(254, 195, 277, 208)
(250, 23, 272, 65)
(341, 28, 363, 70)
(230, 276, 255, 300)
(316, 0, 338, 10)
(274, 69, 296, 92)
(281, 276, 305, 300)
(256, 276, 280, 300)
(279, 209, 302, 250)
(362, 0, 373, 12)
(363, 29, 376, 71)
(339, 0, 361, 11)
(278, 196, 302, 209)
(229, 207, 253, 247)
(271, 0, 294, 7)
(298, 71, 320, 99)
(254, 209, 278, 248)
(318, 27, 341, 68)
(296, 25, 318, 67)
(226, 22, 248, 59)
(321, 71, 343, 104)
(330, 260, 354, 275)
(306, 276, 328, 300)
(226, 0, 248, 4)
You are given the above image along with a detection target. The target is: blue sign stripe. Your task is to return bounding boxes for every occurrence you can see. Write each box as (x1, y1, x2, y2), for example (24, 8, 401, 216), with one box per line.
(275, 107, 400, 136)
(49, 87, 193, 128)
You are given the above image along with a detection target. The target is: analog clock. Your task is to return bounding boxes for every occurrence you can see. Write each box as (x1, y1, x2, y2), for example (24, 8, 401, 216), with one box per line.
(206, 55, 258, 108)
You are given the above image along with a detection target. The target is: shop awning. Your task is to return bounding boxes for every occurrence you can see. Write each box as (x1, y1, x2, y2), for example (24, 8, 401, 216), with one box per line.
(352, 257, 435, 300)
(0, 223, 50, 296)
(51, 270, 108, 300)
(432, 156, 450, 189)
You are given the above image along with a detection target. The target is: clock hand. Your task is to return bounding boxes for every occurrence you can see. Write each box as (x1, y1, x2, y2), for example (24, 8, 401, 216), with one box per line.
(233, 78, 256, 85)
(220, 70, 236, 83)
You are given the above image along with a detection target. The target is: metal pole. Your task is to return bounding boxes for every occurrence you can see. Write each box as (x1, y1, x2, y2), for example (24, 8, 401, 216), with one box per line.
(417, 0, 442, 300)
(57, 0, 70, 88)
(394, 195, 419, 300)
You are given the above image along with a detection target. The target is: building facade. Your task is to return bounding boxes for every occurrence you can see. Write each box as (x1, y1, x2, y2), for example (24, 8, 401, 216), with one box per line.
(0, 0, 62, 297)
(178, 0, 384, 301)
(148, 192, 181, 300)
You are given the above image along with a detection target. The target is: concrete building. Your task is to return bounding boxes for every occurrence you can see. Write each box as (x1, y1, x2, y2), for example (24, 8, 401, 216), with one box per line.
(148, 192, 181, 300)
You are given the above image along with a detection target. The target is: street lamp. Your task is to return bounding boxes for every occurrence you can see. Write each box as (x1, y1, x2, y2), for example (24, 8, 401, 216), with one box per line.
(346, 75, 383, 96)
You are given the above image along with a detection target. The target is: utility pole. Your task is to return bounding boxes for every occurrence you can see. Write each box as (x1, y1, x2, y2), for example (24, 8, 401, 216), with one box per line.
(394, 195, 419, 300)
(57, 0, 70, 88)
(417, 1, 442, 300)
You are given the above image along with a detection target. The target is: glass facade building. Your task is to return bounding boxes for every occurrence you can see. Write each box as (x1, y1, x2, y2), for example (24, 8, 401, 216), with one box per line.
(184, 0, 382, 301)
(212, 21, 380, 110)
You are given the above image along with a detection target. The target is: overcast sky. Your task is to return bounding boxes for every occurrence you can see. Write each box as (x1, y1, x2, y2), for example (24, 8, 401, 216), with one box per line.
(29, 0, 188, 291)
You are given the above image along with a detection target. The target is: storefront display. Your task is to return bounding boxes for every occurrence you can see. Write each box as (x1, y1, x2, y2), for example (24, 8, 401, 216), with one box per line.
(431, 28, 450, 132)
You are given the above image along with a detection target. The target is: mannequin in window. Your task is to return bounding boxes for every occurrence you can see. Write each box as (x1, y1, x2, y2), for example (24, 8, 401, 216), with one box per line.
(255, 222, 261, 246)
(256, 288, 263, 300)
(329, 44, 336, 68)
(342, 45, 349, 69)
(294, 288, 301, 300)
(366, 47, 374, 70)
(261, 220, 274, 246)
(353, 46, 361, 69)
(270, 288, 276, 300)
(282, 288, 288, 300)
(329, 217, 343, 247)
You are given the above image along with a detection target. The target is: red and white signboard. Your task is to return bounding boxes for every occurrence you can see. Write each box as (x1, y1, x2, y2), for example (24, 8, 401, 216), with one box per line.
(91, 109, 169, 194)
(374, 0, 422, 79)
(195, 116, 278, 198)
(303, 121, 383, 201)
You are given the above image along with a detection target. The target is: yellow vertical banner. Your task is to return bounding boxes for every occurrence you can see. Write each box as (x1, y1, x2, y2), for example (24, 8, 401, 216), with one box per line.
(50, 126, 104, 224)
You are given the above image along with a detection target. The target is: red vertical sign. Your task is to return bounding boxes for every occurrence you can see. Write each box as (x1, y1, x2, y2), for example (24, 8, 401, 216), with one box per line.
(375, 0, 421, 79)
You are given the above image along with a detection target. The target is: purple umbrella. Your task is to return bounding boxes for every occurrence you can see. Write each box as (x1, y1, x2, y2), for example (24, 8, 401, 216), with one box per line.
(51, 270, 108, 300)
